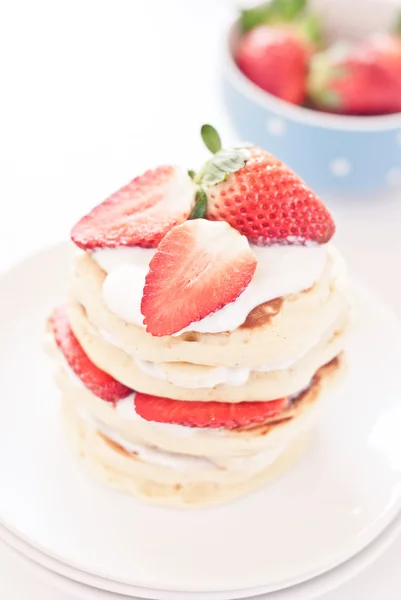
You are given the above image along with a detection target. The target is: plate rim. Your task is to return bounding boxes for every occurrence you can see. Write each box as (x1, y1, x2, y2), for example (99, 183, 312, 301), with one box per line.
(2, 512, 401, 600)
(1, 242, 401, 593)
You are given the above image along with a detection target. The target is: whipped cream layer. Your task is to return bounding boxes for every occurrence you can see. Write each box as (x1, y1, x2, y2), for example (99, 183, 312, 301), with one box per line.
(79, 400, 295, 474)
(80, 407, 216, 471)
(94, 324, 311, 387)
(133, 354, 306, 388)
(62, 361, 313, 473)
(93, 243, 327, 335)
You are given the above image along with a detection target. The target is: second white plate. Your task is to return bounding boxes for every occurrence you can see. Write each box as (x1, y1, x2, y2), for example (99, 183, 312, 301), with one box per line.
(3, 510, 401, 600)
(1, 243, 401, 594)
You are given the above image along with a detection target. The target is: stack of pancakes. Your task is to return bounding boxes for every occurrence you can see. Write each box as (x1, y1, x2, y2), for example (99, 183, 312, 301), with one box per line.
(47, 243, 348, 508)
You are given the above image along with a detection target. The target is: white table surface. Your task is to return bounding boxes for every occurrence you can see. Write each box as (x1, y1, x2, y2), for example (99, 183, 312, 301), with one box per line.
(1, 0, 401, 598)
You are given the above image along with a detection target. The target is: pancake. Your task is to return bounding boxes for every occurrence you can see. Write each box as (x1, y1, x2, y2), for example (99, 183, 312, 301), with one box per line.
(67, 300, 348, 401)
(47, 321, 344, 459)
(62, 395, 312, 508)
(69, 245, 347, 367)
(60, 356, 343, 507)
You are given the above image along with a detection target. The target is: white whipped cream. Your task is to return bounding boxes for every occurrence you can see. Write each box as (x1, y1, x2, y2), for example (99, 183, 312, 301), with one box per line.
(90, 323, 312, 388)
(82, 403, 297, 474)
(113, 396, 314, 473)
(94, 243, 327, 335)
(134, 358, 250, 388)
(133, 355, 305, 388)
(79, 407, 216, 471)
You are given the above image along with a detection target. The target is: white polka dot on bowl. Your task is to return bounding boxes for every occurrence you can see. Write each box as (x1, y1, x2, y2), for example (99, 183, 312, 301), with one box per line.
(386, 167, 401, 186)
(330, 158, 352, 177)
(266, 118, 286, 136)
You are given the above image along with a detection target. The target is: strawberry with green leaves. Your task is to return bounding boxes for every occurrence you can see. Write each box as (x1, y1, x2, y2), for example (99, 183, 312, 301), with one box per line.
(191, 125, 335, 246)
(308, 33, 401, 115)
(141, 125, 334, 336)
(236, 0, 322, 104)
(240, 0, 320, 37)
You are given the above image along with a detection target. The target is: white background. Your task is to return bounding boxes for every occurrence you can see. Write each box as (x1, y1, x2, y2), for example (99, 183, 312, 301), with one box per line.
(0, 0, 400, 306)
(1, 0, 401, 598)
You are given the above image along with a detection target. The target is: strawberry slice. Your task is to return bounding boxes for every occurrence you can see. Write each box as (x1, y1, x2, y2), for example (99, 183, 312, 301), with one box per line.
(71, 165, 197, 249)
(141, 219, 257, 336)
(134, 393, 288, 429)
(50, 306, 132, 402)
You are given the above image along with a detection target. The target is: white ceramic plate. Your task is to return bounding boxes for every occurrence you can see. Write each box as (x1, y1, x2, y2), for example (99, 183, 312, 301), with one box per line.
(1, 538, 117, 600)
(3, 509, 401, 600)
(1, 243, 401, 594)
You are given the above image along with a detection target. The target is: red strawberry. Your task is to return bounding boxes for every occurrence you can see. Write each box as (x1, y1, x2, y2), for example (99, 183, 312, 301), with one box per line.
(308, 34, 401, 115)
(71, 165, 197, 250)
(141, 219, 257, 336)
(235, 25, 310, 104)
(195, 128, 334, 246)
(51, 306, 132, 402)
(134, 393, 288, 429)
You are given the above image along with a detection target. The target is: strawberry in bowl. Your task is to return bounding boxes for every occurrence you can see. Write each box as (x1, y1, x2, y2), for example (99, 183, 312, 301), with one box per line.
(224, 0, 401, 194)
(235, 0, 322, 105)
(308, 32, 401, 116)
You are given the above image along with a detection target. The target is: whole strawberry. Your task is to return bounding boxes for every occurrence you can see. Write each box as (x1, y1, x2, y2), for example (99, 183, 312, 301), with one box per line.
(308, 34, 401, 115)
(236, 0, 322, 104)
(235, 25, 309, 104)
(192, 125, 335, 246)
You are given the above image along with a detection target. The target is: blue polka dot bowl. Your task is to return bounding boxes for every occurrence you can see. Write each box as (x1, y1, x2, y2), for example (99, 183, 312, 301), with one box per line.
(223, 1, 401, 196)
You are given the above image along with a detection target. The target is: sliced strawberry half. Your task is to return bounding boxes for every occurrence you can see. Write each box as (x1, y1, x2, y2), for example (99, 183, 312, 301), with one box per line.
(50, 306, 132, 402)
(134, 393, 288, 429)
(71, 165, 197, 249)
(141, 219, 257, 336)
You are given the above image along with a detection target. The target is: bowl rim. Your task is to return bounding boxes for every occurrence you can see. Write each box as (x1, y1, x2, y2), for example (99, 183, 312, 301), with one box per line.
(224, 19, 401, 132)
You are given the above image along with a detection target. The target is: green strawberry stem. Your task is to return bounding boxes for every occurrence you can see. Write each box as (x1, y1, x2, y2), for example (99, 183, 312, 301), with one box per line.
(188, 125, 249, 220)
(241, 0, 307, 33)
(197, 125, 248, 186)
(240, 0, 323, 48)
(307, 50, 345, 109)
(201, 124, 222, 154)
(295, 12, 323, 46)
(271, 0, 307, 21)
(189, 189, 207, 219)
(394, 9, 401, 37)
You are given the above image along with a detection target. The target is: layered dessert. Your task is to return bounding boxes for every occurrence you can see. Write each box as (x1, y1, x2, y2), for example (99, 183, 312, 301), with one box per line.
(46, 126, 348, 507)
